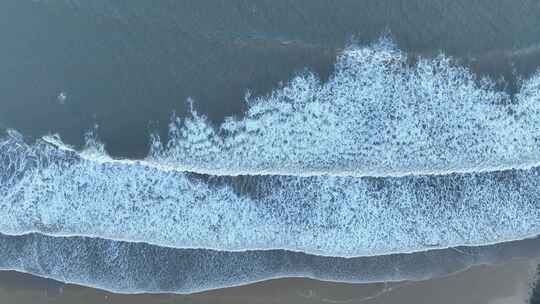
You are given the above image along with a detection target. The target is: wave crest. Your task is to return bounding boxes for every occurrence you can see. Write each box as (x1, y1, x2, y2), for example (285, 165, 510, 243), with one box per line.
(146, 39, 540, 177)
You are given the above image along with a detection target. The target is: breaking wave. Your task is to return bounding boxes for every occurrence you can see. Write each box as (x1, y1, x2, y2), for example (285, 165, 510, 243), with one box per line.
(1, 233, 538, 294)
(143, 38, 540, 177)
(1, 130, 539, 257)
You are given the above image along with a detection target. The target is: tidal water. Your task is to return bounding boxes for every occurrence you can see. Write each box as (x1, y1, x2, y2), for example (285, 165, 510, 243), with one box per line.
(1, 0, 540, 301)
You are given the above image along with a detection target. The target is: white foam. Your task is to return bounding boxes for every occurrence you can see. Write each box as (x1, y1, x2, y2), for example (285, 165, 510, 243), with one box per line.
(141, 38, 540, 177)
(0, 233, 538, 294)
(1, 132, 539, 257)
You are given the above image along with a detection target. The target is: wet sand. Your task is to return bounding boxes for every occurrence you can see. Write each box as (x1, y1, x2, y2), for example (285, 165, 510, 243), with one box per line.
(0, 257, 537, 304)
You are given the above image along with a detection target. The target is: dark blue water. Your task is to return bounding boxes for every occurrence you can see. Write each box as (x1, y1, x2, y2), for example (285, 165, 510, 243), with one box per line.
(2, 0, 540, 157)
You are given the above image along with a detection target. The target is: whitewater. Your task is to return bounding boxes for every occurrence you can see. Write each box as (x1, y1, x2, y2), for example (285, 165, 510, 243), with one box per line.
(1, 128, 539, 257)
(0, 233, 538, 294)
(141, 39, 540, 177)
(1, 38, 539, 258)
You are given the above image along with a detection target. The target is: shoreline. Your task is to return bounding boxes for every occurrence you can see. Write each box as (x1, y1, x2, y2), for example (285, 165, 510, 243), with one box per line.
(0, 256, 537, 303)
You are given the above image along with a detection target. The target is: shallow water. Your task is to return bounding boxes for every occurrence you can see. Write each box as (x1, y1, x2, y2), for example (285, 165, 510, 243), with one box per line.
(0, 233, 539, 294)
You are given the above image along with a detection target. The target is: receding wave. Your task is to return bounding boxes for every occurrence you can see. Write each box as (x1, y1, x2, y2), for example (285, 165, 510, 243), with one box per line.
(139, 38, 540, 177)
(1, 233, 538, 294)
(1, 131, 539, 257)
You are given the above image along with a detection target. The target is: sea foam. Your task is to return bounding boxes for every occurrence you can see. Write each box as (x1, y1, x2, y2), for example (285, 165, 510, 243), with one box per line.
(145, 38, 540, 177)
(1, 233, 538, 294)
(1, 131, 539, 257)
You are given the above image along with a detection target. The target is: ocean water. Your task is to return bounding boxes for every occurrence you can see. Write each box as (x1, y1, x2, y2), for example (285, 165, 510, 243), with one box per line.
(1, 127, 540, 257)
(146, 40, 540, 177)
(1, 0, 540, 297)
(3, 0, 540, 157)
(0, 233, 538, 294)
